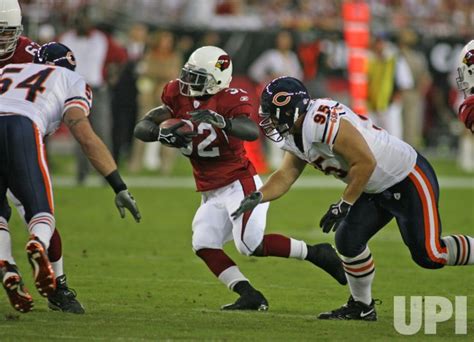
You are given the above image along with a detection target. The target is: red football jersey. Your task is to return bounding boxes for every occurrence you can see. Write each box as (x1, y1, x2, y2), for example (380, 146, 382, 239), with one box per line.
(458, 95, 474, 131)
(162, 80, 257, 191)
(0, 36, 39, 68)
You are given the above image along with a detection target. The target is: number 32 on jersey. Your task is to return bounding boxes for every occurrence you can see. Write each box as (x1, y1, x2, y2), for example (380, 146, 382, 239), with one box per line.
(180, 120, 221, 157)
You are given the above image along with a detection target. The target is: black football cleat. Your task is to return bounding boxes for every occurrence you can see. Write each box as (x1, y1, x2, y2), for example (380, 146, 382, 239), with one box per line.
(48, 275, 85, 314)
(0, 260, 34, 313)
(26, 235, 56, 297)
(306, 243, 347, 285)
(317, 296, 378, 321)
(221, 290, 269, 311)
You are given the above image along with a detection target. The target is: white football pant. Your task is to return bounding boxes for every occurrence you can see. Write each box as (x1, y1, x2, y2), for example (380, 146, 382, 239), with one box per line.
(192, 175, 269, 256)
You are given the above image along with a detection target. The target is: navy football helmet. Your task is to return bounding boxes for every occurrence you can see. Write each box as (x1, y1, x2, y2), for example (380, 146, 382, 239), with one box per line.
(34, 42, 76, 71)
(260, 76, 310, 142)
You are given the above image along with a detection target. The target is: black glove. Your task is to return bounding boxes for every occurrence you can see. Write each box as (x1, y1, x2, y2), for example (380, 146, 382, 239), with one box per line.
(231, 191, 263, 219)
(115, 190, 141, 223)
(158, 121, 197, 148)
(190, 109, 229, 129)
(319, 199, 352, 233)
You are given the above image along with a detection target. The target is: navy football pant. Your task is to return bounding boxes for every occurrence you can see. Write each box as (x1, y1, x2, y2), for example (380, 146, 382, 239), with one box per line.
(0, 115, 54, 223)
(335, 153, 447, 269)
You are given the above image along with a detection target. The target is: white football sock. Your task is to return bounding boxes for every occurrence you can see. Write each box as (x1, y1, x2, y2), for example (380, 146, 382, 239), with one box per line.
(442, 235, 473, 266)
(289, 238, 308, 260)
(28, 213, 55, 250)
(0, 218, 15, 264)
(341, 246, 375, 305)
(218, 265, 249, 290)
(51, 257, 64, 277)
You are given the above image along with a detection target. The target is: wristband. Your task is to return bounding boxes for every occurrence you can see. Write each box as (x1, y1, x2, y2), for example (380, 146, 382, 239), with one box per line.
(105, 170, 127, 194)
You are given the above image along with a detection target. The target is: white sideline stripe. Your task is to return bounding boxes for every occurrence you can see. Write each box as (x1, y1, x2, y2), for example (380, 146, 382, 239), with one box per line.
(52, 175, 474, 189)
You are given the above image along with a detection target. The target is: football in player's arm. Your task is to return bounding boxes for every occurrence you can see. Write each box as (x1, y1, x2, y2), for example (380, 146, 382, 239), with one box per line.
(134, 46, 346, 312)
(233, 76, 473, 321)
(134, 105, 259, 145)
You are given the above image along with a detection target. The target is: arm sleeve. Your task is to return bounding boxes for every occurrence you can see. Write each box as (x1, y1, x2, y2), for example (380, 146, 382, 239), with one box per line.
(133, 120, 160, 142)
(134, 106, 173, 142)
(63, 78, 93, 117)
(224, 116, 259, 141)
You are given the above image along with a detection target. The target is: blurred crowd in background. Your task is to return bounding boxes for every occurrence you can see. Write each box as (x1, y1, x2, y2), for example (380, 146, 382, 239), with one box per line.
(20, 0, 474, 35)
(16, 0, 474, 179)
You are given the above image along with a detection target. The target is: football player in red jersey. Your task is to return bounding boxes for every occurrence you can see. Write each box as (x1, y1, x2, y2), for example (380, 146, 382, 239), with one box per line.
(0, 0, 85, 313)
(456, 40, 474, 133)
(0, 1, 38, 67)
(134, 46, 346, 311)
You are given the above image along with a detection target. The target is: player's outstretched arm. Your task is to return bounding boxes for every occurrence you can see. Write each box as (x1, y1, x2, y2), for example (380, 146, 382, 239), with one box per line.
(333, 119, 376, 205)
(64, 107, 141, 222)
(134, 105, 172, 142)
(231, 152, 306, 219)
(190, 110, 259, 141)
(319, 119, 376, 233)
(259, 152, 307, 202)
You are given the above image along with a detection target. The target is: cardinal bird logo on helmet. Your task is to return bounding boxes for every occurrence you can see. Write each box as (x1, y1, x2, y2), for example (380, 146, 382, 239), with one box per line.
(215, 55, 230, 71)
(463, 49, 474, 67)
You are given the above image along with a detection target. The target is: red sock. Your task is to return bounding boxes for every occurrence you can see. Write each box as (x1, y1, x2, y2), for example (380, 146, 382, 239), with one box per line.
(261, 234, 291, 258)
(196, 248, 236, 276)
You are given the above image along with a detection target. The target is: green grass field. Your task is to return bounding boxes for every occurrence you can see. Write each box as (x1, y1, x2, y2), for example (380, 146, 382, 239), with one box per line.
(1, 182, 473, 341)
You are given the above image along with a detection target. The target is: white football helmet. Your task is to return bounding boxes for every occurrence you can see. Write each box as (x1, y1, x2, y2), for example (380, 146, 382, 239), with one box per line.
(179, 46, 232, 97)
(456, 40, 474, 98)
(0, 0, 22, 60)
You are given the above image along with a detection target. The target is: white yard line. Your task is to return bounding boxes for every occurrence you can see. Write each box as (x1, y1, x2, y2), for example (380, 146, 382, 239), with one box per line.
(52, 175, 474, 189)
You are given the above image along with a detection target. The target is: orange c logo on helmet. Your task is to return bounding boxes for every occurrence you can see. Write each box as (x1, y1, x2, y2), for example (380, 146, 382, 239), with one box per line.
(272, 92, 291, 106)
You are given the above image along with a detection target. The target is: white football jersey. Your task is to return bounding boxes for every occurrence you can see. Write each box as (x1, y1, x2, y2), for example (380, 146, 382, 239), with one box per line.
(0, 63, 92, 137)
(281, 98, 417, 193)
